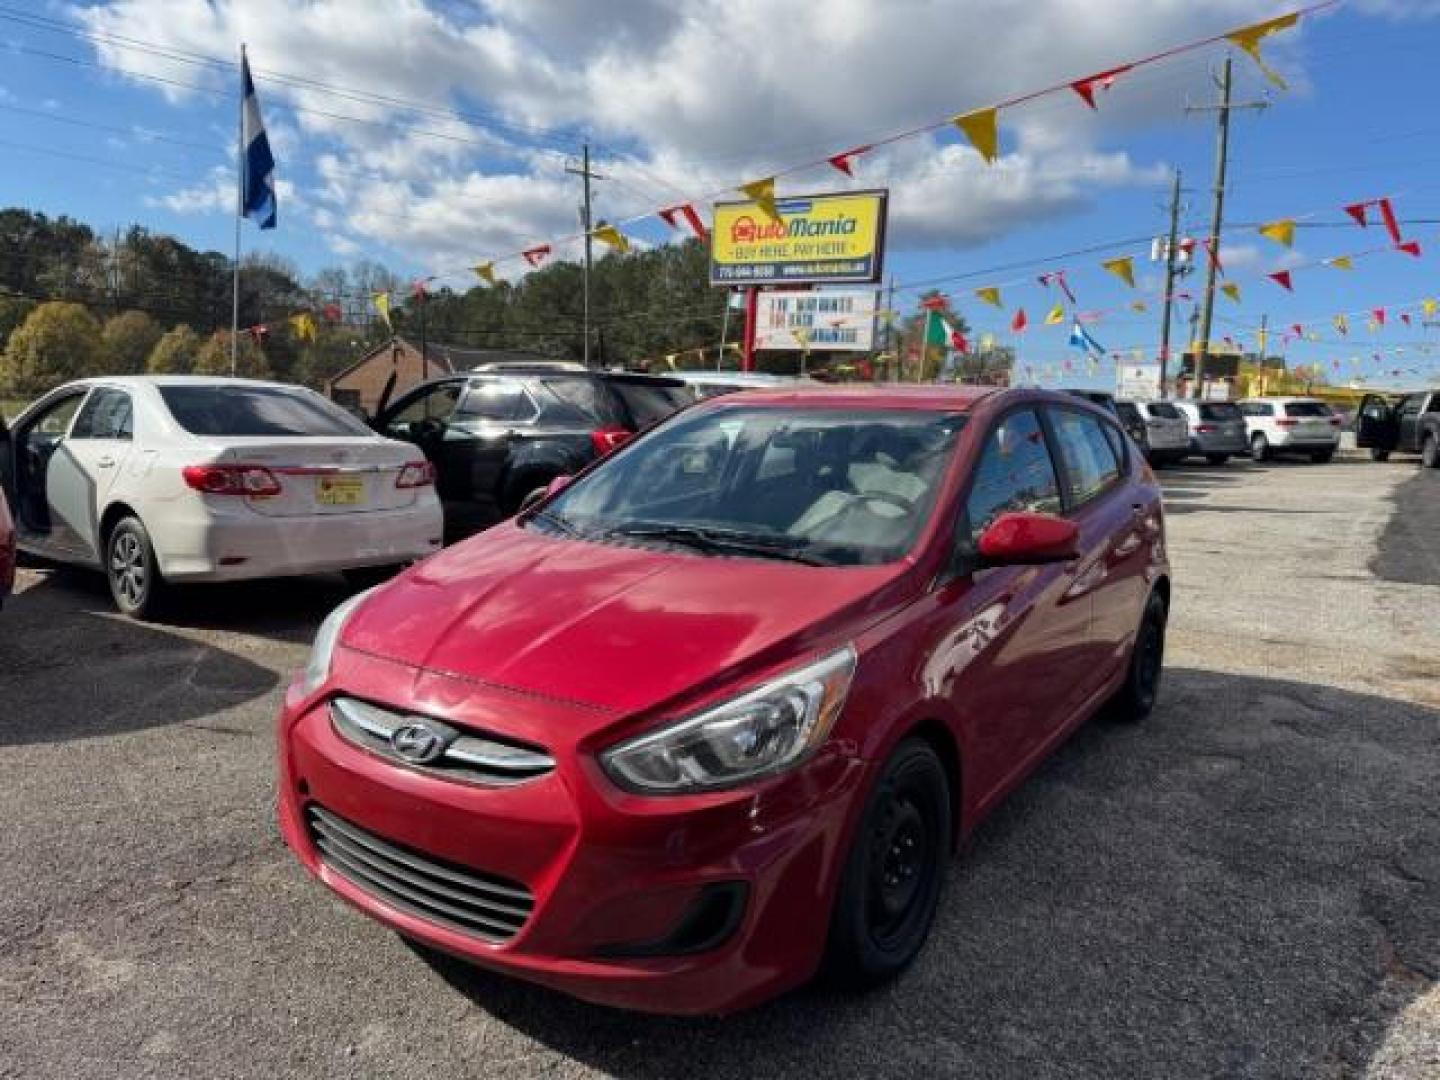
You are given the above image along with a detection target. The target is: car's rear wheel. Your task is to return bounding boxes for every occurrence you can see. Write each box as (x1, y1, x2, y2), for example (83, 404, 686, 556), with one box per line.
(826, 737, 950, 988)
(1107, 590, 1167, 723)
(1310, 449, 1335, 464)
(1206, 453, 1230, 466)
(1369, 447, 1391, 462)
(1423, 435, 1439, 469)
(106, 515, 167, 620)
(1250, 434, 1270, 462)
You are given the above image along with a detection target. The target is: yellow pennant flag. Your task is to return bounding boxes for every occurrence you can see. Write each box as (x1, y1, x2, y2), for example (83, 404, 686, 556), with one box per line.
(952, 107, 999, 164)
(975, 286, 1003, 308)
(1045, 303, 1065, 325)
(472, 262, 498, 286)
(663, 353, 678, 369)
(1325, 255, 1353, 271)
(1258, 219, 1296, 247)
(1101, 255, 1136, 288)
(288, 311, 317, 342)
(1334, 313, 1349, 335)
(1220, 282, 1242, 304)
(740, 177, 780, 222)
(1130, 300, 1148, 313)
(1367, 319, 1380, 334)
(593, 223, 631, 252)
(372, 291, 392, 330)
(1226, 12, 1300, 90)
(1424, 298, 1438, 319)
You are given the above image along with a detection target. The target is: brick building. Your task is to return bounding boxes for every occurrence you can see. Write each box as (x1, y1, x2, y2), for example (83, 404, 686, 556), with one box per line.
(325, 337, 545, 415)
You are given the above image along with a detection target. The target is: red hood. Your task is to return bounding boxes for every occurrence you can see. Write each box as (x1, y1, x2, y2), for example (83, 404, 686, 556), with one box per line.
(341, 523, 905, 714)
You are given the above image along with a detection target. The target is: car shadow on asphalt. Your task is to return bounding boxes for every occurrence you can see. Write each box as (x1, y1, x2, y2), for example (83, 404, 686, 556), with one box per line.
(408, 667, 1439, 1080)
(0, 569, 282, 745)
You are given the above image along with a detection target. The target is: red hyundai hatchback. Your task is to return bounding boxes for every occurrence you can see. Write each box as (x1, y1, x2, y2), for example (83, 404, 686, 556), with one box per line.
(277, 386, 1170, 1015)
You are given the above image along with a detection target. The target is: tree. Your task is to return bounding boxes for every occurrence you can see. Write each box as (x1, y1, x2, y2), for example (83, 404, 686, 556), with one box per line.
(0, 301, 101, 396)
(146, 324, 202, 374)
(0, 295, 36, 354)
(101, 310, 162, 375)
(192, 329, 271, 379)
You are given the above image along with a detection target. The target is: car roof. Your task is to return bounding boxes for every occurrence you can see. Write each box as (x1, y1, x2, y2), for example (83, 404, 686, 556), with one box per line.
(697, 384, 1002, 413)
(673, 372, 808, 386)
(464, 368, 685, 386)
(62, 375, 294, 390)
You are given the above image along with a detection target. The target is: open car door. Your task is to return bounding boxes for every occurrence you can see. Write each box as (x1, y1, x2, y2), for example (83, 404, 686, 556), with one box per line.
(0, 408, 13, 510)
(1355, 394, 1398, 454)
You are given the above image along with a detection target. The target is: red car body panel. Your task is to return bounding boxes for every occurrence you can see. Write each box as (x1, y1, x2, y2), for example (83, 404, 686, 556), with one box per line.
(0, 488, 14, 607)
(277, 387, 1169, 1015)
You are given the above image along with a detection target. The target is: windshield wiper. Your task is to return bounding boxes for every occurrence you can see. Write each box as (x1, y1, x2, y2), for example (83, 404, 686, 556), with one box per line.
(605, 524, 832, 566)
(528, 509, 584, 538)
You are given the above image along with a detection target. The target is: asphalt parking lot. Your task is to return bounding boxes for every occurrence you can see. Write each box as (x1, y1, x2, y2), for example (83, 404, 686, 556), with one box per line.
(2, 458, 1437, 1079)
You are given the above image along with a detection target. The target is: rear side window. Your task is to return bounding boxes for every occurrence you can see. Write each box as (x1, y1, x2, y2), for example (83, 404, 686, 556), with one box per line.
(1145, 402, 1182, 420)
(71, 388, 134, 440)
(539, 376, 623, 426)
(1199, 403, 1241, 421)
(965, 409, 1062, 541)
(1115, 402, 1141, 424)
(1284, 402, 1331, 418)
(1049, 408, 1122, 506)
(457, 379, 537, 423)
(607, 380, 695, 429)
(1241, 402, 1273, 417)
(160, 386, 370, 436)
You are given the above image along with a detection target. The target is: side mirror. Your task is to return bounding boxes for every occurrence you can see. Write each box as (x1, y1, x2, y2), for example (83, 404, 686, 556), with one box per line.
(975, 511, 1079, 566)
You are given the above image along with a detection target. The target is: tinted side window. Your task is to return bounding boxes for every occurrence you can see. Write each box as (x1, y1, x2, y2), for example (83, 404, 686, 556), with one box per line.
(1101, 420, 1128, 467)
(608, 380, 694, 429)
(387, 383, 463, 433)
(1146, 402, 1181, 420)
(72, 389, 133, 440)
(1284, 402, 1330, 418)
(1049, 408, 1121, 507)
(539, 376, 622, 426)
(965, 409, 1062, 542)
(1399, 395, 1425, 416)
(457, 379, 537, 423)
(1241, 402, 1273, 417)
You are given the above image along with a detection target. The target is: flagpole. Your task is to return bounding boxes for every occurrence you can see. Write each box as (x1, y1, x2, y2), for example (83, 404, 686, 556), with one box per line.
(231, 42, 244, 378)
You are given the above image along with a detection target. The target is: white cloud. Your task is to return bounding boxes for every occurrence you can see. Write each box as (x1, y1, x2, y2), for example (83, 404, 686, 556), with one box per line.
(76, 0, 1344, 277)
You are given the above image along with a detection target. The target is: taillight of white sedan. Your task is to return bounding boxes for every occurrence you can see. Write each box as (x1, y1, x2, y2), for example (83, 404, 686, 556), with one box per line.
(0, 376, 444, 618)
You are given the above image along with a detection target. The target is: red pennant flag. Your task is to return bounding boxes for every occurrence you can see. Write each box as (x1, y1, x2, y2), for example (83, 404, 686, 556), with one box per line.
(1396, 240, 1422, 258)
(1268, 270, 1293, 291)
(1374, 307, 1387, 326)
(1401, 312, 1412, 326)
(951, 329, 969, 352)
(1377, 197, 1402, 243)
(248, 324, 269, 344)
(1290, 323, 1303, 339)
(321, 303, 342, 323)
(1343, 201, 1369, 228)
(921, 294, 949, 311)
(1202, 237, 1223, 274)
(522, 244, 551, 267)
(659, 203, 709, 241)
(1011, 308, 1028, 333)
(411, 278, 430, 301)
(1178, 237, 1197, 257)
(1069, 65, 1132, 109)
(1037, 269, 1077, 304)
(826, 145, 871, 176)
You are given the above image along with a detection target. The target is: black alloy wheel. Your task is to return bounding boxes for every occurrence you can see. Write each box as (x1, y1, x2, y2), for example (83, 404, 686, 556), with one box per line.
(826, 738, 951, 986)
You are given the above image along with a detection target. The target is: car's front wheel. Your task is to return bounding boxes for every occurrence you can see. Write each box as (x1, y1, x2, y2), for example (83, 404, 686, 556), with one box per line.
(826, 737, 951, 987)
(1250, 434, 1270, 462)
(1107, 590, 1168, 723)
(1423, 435, 1439, 469)
(106, 515, 167, 619)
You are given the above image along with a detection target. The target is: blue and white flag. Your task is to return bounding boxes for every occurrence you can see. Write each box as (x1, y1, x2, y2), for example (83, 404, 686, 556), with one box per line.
(1068, 320, 1105, 358)
(240, 50, 276, 230)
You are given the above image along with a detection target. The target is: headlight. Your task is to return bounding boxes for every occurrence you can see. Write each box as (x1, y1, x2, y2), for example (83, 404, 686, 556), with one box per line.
(601, 646, 857, 794)
(299, 589, 373, 696)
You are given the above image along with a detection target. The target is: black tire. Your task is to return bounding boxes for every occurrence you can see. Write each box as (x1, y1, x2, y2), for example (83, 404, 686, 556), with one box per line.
(1107, 590, 1167, 723)
(1310, 449, 1335, 465)
(826, 738, 951, 988)
(343, 564, 404, 591)
(1250, 434, 1270, 463)
(1423, 435, 1439, 469)
(1205, 453, 1230, 466)
(1369, 447, 1391, 463)
(106, 515, 167, 619)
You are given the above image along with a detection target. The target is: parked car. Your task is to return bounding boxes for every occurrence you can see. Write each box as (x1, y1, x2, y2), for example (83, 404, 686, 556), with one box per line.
(278, 386, 1170, 1015)
(0, 377, 443, 618)
(374, 369, 696, 539)
(1237, 397, 1341, 463)
(1355, 389, 1440, 466)
(1171, 400, 1248, 464)
(1116, 400, 1189, 466)
(0, 485, 14, 611)
(671, 371, 813, 399)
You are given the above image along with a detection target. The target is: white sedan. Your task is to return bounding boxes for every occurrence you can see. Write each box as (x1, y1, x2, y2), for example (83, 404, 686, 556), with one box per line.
(1, 376, 443, 617)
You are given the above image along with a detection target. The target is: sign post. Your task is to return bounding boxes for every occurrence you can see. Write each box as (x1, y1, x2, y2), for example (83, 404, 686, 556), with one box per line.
(742, 287, 759, 373)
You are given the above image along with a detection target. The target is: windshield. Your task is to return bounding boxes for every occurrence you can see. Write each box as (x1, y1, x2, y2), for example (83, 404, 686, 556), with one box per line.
(1144, 402, 1182, 419)
(536, 406, 966, 566)
(1284, 401, 1332, 417)
(161, 386, 371, 437)
(1199, 403, 1241, 421)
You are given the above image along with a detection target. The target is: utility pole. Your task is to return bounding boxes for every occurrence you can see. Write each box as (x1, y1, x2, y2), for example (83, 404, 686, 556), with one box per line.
(1186, 56, 1266, 399)
(1158, 170, 1182, 397)
(565, 143, 602, 367)
(883, 276, 897, 382)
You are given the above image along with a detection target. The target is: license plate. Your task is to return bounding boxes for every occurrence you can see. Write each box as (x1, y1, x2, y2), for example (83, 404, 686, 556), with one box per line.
(317, 475, 366, 506)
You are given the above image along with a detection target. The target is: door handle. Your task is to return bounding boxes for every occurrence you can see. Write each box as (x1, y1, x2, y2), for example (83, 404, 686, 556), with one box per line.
(96, 456, 116, 469)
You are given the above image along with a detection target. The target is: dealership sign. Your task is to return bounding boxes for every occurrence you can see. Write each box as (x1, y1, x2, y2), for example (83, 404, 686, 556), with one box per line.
(1116, 363, 1163, 400)
(710, 190, 887, 286)
(755, 289, 878, 352)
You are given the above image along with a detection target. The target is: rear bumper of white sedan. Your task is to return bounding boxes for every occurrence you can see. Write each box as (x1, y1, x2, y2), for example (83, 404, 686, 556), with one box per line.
(155, 501, 445, 582)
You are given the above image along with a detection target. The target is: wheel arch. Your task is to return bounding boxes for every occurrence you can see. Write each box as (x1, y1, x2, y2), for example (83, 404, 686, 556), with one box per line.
(98, 500, 141, 551)
(897, 717, 964, 850)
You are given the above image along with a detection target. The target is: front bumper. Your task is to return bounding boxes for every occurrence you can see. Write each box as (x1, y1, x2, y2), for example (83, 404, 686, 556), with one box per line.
(157, 501, 444, 581)
(276, 653, 868, 1015)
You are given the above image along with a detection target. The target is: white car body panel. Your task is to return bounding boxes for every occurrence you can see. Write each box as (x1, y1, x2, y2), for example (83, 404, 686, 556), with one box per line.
(1238, 397, 1341, 452)
(9, 376, 443, 582)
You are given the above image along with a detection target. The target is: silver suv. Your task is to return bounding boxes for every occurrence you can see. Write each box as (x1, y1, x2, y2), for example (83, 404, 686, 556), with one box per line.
(1172, 400, 1248, 465)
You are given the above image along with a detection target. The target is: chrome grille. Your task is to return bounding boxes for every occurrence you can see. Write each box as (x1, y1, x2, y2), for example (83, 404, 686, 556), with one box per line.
(330, 697, 555, 786)
(307, 805, 533, 942)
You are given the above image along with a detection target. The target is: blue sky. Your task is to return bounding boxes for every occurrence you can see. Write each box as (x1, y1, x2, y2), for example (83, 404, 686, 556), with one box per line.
(1, 1, 1438, 388)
